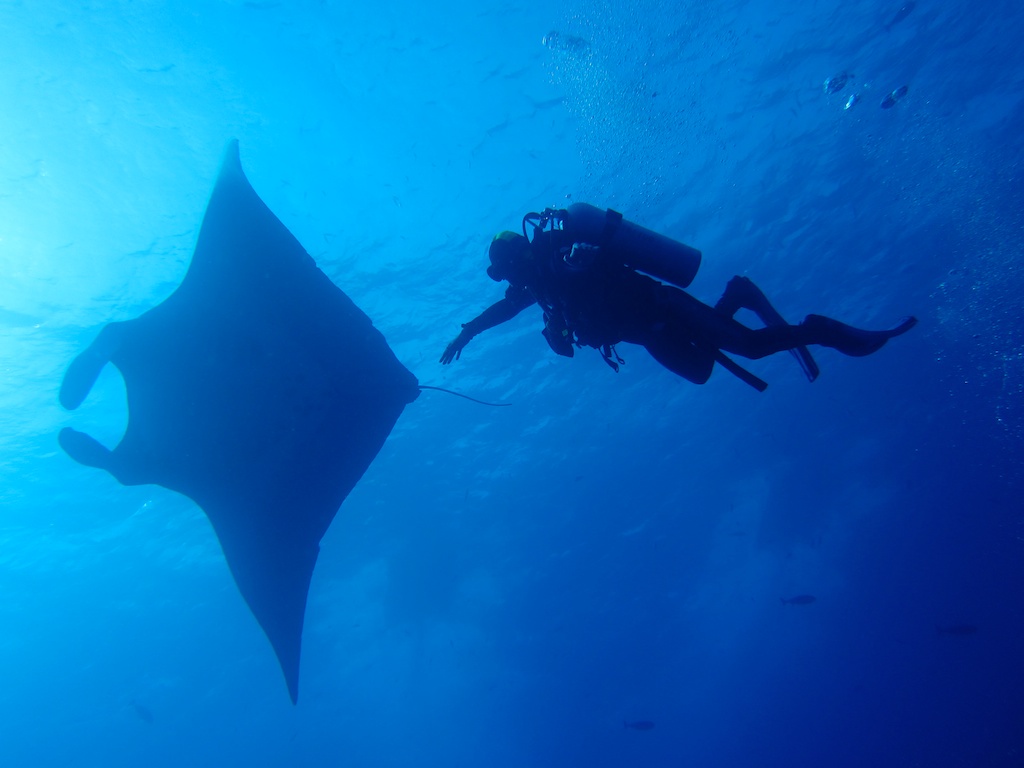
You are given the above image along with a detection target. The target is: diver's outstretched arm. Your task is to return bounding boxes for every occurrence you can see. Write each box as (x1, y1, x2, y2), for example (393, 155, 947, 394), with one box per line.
(440, 297, 533, 364)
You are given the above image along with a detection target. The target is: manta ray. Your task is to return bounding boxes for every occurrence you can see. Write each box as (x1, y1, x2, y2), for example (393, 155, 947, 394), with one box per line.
(59, 141, 421, 703)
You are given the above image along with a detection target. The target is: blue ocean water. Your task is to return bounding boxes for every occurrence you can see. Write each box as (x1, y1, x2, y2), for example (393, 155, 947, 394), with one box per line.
(1, 0, 1022, 765)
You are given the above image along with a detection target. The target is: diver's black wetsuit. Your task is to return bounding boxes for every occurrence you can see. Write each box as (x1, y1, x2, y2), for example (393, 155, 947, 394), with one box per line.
(442, 229, 916, 388)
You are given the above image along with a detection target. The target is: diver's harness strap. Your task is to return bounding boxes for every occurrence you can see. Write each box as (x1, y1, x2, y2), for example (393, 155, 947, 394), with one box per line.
(600, 207, 623, 244)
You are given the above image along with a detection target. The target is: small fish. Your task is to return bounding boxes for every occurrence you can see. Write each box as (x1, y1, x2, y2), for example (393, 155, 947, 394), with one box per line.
(542, 31, 589, 55)
(885, 2, 916, 30)
(781, 594, 816, 606)
(624, 720, 655, 731)
(844, 93, 860, 110)
(823, 72, 853, 95)
(937, 623, 978, 636)
(880, 85, 909, 108)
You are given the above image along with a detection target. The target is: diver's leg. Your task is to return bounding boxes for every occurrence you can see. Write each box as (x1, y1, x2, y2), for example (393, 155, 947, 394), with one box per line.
(713, 276, 819, 381)
(654, 285, 788, 359)
(708, 316, 917, 359)
(714, 275, 764, 318)
(713, 315, 918, 358)
(658, 284, 917, 360)
(641, 337, 716, 384)
(798, 314, 918, 357)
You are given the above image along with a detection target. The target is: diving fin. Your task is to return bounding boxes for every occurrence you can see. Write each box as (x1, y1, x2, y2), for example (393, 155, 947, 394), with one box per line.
(715, 276, 819, 382)
(789, 345, 820, 383)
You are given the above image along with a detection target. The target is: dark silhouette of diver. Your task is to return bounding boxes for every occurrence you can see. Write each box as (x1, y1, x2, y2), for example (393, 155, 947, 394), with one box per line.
(440, 205, 916, 390)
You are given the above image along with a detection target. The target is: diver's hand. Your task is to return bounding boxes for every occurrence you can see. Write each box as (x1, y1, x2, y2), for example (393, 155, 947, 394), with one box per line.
(440, 326, 474, 365)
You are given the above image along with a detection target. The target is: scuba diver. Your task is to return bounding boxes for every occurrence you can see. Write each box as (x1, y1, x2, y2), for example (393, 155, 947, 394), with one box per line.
(439, 204, 916, 391)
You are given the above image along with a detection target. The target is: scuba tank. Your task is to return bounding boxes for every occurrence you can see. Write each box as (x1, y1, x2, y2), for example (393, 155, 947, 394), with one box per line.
(523, 203, 702, 289)
(563, 203, 702, 288)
